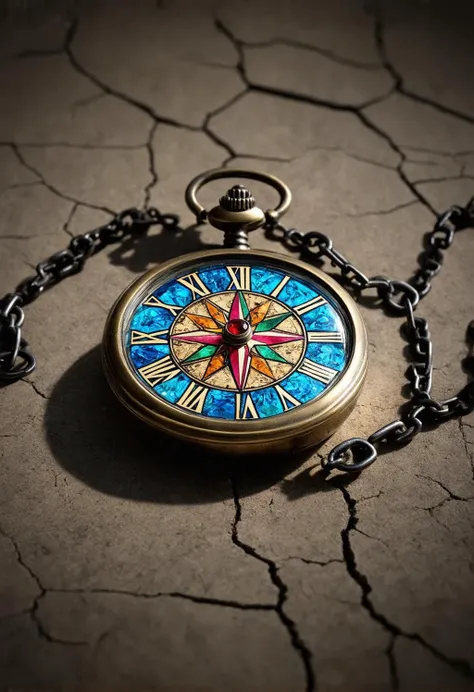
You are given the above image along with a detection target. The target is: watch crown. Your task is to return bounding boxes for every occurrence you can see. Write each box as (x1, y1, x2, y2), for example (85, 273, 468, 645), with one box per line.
(219, 185, 256, 212)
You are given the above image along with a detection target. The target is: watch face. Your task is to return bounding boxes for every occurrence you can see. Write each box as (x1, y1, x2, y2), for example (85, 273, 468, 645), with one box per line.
(124, 257, 351, 421)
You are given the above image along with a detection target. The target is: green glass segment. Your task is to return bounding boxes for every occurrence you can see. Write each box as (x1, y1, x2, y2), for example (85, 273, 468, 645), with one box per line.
(254, 345, 288, 363)
(183, 344, 218, 363)
(239, 291, 249, 318)
(255, 312, 292, 332)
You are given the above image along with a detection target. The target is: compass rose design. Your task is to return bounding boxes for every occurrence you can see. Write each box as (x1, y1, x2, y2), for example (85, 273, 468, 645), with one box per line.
(170, 291, 305, 390)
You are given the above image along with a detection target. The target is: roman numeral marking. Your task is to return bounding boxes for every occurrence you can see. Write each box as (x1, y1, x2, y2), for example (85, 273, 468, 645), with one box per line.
(138, 356, 180, 386)
(274, 384, 301, 411)
(177, 382, 208, 413)
(227, 266, 251, 291)
(299, 359, 338, 384)
(235, 393, 259, 420)
(307, 331, 343, 343)
(176, 273, 210, 300)
(270, 275, 290, 297)
(130, 330, 168, 345)
(143, 295, 181, 316)
(294, 295, 327, 315)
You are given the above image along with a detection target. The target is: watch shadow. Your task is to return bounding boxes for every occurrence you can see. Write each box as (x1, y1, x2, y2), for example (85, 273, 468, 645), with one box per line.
(44, 345, 330, 505)
(107, 221, 219, 274)
(42, 215, 362, 503)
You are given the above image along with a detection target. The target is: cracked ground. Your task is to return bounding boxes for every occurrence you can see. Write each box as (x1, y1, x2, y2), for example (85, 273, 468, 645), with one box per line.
(1, 0, 474, 689)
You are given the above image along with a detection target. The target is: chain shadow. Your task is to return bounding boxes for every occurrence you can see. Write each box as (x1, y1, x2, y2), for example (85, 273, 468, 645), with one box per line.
(106, 221, 219, 274)
(44, 345, 323, 505)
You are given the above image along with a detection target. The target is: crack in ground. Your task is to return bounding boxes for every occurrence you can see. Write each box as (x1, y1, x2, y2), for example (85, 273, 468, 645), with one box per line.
(415, 473, 474, 512)
(10, 143, 116, 215)
(459, 418, 474, 481)
(225, 144, 399, 173)
(201, 88, 249, 159)
(240, 36, 383, 71)
(343, 200, 418, 218)
(223, 153, 294, 167)
(0, 524, 85, 646)
(0, 523, 281, 649)
(62, 16, 251, 168)
(215, 18, 392, 112)
(23, 379, 49, 400)
(357, 490, 384, 503)
(283, 556, 344, 567)
(12, 11, 429, 221)
(62, 202, 78, 239)
(71, 91, 106, 112)
(213, 18, 437, 218)
(386, 634, 400, 691)
(404, 145, 474, 156)
(338, 484, 474, 685)
(65, 19, 192, 131)
(356, 111, 438, 216)
(14, 13, 77, 59)
(230, 478, 315, 692)
(51, 587, 275, 612)
(0, 182, 43, 201)
(2, 141, 148, 151)
(373, 15, 474, 127)
(144, 121, 159, 209)
(0, 233, 40, 241)
(8, 7, 468, 228)
(411, 174, 474, 186)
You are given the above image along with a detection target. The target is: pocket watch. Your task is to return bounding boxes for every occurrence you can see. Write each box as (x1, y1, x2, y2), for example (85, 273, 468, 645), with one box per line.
(1, 168, 472, 472)
(102, 169, 368, 455)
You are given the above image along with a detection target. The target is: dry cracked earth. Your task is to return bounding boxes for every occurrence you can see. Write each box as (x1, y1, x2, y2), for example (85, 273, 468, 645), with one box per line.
(0, 0, 474, 690)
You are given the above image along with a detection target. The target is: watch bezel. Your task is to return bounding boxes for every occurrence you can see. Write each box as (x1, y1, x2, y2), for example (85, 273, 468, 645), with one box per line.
(102, 249, 367, 453)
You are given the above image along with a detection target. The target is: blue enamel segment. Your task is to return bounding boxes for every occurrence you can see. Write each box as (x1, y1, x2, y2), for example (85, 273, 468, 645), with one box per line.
(278, 278, 318, 307)
(302, 303, 341, 332)
(153, 371, 190, 404)
(199, 266, 232, 293)
(251, 387, 284, 418)
(251, 267, 283, 295)
(125, 261, 351, 420)
(131, 305, 175, 331)
(154, 281, 191, 307)
(281, 371, 325, 404)
(130, 344, 169, 368)
(203, 389, 236, 419)
(306, 342, 346, 371)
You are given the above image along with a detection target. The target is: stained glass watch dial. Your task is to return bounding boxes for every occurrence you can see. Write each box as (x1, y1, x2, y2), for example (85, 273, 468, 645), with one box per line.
(124, 258, 351, 421)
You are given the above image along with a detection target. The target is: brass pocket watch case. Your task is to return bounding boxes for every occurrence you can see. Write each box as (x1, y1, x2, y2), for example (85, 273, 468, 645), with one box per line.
(103, 169, 367, 454)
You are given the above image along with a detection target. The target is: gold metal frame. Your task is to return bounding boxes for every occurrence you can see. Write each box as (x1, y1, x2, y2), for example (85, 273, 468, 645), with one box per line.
(102, 249, 368, 455)
(185, 168, 292, 225)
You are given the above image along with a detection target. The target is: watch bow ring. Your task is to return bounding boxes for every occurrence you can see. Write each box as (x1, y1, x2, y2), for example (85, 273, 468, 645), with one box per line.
(185, 167, 292, 230)
(102, 168, 368, 455)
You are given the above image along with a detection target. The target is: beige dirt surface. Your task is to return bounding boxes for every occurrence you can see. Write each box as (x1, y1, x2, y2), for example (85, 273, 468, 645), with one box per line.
(0, 1, 473, 690)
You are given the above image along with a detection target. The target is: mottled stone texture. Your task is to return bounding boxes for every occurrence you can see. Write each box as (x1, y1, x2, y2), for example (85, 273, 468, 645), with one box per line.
(0, 1, 473, 690)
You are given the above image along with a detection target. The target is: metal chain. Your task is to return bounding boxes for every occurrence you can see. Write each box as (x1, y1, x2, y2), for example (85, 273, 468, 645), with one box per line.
(1, 194, 473, 475)
(0, 207, 178, 382)
(268, 197, 474, 474)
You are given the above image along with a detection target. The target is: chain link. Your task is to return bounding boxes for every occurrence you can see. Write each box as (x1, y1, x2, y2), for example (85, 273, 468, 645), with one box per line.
(0, 207, 178, 382)
(268, 197, 474, 473)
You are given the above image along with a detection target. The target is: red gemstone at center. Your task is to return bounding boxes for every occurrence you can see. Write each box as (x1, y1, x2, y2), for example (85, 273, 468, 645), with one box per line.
(227, 318, 249, 335)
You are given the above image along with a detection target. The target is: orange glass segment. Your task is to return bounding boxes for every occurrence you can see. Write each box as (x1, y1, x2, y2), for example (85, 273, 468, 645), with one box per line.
(187, 313, 220, 331)
(248, 300, 271, 326)
(205, 300, 228, 326)
(203, 351, 226, 379)
(250, 355, 274, 379)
